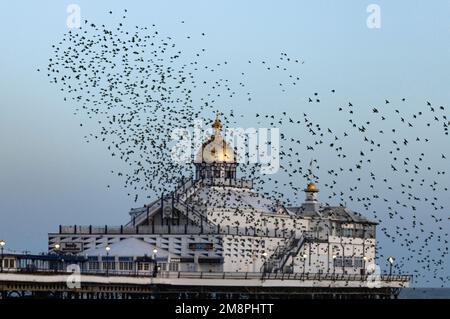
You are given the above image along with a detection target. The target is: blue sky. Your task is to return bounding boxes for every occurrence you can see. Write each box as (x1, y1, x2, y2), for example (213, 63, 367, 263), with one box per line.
(1, 1, 449, 286)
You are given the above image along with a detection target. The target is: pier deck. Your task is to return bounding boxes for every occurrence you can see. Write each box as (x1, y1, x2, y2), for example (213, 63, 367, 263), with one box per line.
(0, 271, 410, 299)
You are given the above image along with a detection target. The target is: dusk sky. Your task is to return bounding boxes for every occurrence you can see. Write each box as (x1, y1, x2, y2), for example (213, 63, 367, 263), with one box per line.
(1, 1, 449, 286)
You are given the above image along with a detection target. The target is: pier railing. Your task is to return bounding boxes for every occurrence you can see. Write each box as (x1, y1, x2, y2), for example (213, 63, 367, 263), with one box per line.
(0, 268, 411, 283)
(56, 224, 296, 238)
(163, 271, 411, 283)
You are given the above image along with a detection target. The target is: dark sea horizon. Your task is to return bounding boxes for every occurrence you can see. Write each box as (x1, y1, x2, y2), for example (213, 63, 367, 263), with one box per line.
(399, 288, 450, 299)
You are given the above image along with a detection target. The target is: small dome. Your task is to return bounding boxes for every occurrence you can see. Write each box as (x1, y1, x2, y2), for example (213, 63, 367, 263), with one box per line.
(195, 115, 235, 163)
(304, 182, 319, 193)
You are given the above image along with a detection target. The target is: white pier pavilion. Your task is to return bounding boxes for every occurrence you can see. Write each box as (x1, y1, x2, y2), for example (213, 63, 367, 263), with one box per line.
(47, 116, 409, 294)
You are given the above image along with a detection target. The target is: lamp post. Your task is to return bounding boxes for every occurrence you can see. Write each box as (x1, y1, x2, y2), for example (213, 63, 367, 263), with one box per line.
(332, 255, 337, 275)
(387, 256, 395, 276)
(251, 252, 258, 273)
(0, 240, 5, 273)
(362, 256, 368, 275)
(152, 248, 158, 277)
(105, 246, 111, 276)
(261, 252, 268, 277)
(302, 253, 308, 275)
(54, 244, 61, 272)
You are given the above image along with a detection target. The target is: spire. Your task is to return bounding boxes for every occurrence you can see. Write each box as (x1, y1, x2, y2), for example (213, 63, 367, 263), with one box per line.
(302, 159, 320, 213)
(307, 158, 317, 182)
(212, 112, 222, 133)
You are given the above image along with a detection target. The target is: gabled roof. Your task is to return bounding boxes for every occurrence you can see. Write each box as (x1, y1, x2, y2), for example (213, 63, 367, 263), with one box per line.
(129, 206, 147, 215)
(287, 206, 377, 224)
(0, 248, 28, 256)
(187, 186, 287, 215)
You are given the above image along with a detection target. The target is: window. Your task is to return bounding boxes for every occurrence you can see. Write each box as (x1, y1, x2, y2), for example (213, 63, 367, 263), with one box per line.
(344, 257, 353, 267)
(103, 262, 115, 270)
(354, 257, 364, 268)
(354, 229, 364, 238)
(169, 262, 179, 272)
(225, 169, 235, 179)
(89, 261, 99, 270)
(334, 256, 343, 267)
(1, 258, 15, 269)
(119, 262, 132, 271)
(364, 226, 375, 238)
(342, 229, 353, 237)
(138, 262, 153, 271)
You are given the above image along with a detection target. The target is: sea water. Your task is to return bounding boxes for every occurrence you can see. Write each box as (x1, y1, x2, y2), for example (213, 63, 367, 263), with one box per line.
(399, 288, 450, 299)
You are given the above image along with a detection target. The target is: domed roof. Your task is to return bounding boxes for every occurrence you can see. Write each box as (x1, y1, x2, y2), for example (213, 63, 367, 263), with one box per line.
(195, 115, 236, 163)
(304, 182, 319, 193)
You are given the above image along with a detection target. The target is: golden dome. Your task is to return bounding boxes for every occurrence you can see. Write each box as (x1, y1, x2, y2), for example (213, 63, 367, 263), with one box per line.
(195, 115, 235, 163)
(304, 182, 319, 193)
(211, 114, 223, 130)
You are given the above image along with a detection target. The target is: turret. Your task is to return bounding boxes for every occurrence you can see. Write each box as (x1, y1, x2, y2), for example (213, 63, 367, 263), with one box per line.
(301, 182, 320, 212)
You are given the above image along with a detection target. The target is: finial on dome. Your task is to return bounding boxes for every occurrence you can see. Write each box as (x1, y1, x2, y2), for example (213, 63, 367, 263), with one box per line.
(212, 113, 222, 131)
(304, 159, 319, 193)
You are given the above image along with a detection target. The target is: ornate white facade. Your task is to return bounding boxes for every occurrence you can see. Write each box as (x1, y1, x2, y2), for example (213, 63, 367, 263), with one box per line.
(48, 117, 378, 276)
